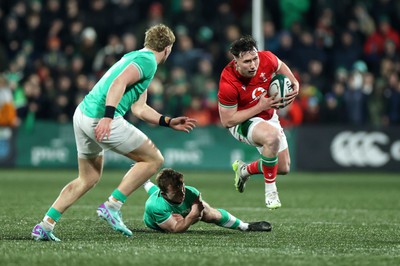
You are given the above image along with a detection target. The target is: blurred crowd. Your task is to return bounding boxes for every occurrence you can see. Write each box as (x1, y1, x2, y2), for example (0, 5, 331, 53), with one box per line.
(0, 0, 399, 129)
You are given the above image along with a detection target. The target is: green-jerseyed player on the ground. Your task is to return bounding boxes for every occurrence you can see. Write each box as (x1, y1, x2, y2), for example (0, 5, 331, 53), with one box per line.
(31, 24, 197, 241)
(143, 168, 272, 233)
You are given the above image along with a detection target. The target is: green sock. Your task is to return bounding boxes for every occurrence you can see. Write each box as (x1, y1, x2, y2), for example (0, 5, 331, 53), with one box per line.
(111, 189, 127, 203)
(216, 209, 241, 229)
(45, 207, 62, 222)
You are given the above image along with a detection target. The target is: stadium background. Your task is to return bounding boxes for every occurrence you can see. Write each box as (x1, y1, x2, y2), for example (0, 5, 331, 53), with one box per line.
(1, 2, 399, 265)
(0, 0, 399, 171)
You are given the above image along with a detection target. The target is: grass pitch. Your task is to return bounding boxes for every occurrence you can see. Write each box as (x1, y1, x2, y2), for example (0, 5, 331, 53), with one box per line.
(0, 169, 399, 266)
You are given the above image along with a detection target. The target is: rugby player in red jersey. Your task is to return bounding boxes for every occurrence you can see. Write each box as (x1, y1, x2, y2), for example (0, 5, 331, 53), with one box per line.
(218, 35, 299, 209)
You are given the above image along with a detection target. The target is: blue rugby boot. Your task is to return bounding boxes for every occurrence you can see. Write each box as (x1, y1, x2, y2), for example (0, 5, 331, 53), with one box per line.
(97, 203, 132, 237)
(31, 223, 61, 242)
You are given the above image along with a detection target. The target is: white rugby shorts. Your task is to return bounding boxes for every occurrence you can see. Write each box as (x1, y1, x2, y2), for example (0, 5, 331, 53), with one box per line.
(228, 112, 288, 154)
(73, 107, 147, 159)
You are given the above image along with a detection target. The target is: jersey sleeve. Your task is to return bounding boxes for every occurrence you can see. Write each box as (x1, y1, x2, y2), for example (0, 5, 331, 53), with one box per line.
(147, 184, 159, 196)
(131, 54, 157, 80)
(153, 210, 172, 225)
(218, 71, 238, 108)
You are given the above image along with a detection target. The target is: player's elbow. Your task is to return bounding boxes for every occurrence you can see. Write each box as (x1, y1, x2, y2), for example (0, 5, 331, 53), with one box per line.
(220, 118, 235, 128)
(130, 107, 144, 120)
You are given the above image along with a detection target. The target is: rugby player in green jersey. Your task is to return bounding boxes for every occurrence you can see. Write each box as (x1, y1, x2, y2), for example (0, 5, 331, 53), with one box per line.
(143, 168, 272, 233)
(32, 24, 196, 241)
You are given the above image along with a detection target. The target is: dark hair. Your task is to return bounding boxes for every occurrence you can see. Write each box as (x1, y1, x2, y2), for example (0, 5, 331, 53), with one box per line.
(156, 168, 184, 193)
(229, 35, 258, 58)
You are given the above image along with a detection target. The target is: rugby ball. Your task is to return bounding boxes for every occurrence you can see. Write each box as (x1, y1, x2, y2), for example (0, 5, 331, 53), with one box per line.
(268, 74, 293, 107)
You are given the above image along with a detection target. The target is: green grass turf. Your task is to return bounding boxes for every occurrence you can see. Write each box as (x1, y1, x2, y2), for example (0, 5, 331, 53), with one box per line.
(0, 169, 399, 266)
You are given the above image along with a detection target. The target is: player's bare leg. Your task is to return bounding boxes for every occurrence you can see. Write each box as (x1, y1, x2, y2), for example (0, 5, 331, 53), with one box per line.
(278, 148, 290, 175)
(32, 156, 103, 241)
(201, 201, 271, 231)
(97, 138, 163, 237)
(252, 122, 282, 209)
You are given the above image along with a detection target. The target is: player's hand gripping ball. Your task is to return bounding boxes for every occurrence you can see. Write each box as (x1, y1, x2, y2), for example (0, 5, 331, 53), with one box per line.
(268, 74, 293, 108)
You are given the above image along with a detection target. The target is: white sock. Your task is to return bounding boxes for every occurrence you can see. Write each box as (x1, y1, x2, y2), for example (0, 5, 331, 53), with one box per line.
(265, 182, 277, 194)
(238, 222, 249, 231)
(41, 216, 55, 231)
(105, 196, 123, 211)
(143, 180, 155, 193)
(240, 164, 250, 178)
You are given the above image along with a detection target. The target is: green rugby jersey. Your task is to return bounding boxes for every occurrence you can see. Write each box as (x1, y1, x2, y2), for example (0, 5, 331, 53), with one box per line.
(143, 185, 200, 231)
(79, 49, 157, 118)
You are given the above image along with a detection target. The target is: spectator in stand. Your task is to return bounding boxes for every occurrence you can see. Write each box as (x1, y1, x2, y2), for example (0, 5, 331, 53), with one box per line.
(308, 59, 328, 94)
(203, 78, 220, 125)
(344, 61, 370, 125)
(320, 82, 347, 124)
(371, 0, 400, 32)
(78, 27, 98, 74)
(208, 1, 237, 42)
(298, 73, 323, 124)
(278, 99, 303, 128)
(134, 2, 167, 47)
(84, 0, 112, 45)
(51, 74, 75, 123)
(191, 57, 215, 96)
(64, 18, 84, 56)
(169, 33, 205, 78)
(364, 16, 400, 71)
(275, 31, 296, 68)
(92, 34, 124, 73)
(385, 72, 400, 125)
(170, 0, 203, 45)
(3, 15, 23, 59)
(147, 76, 165, 114)
(295, 30, 326, 72)
(111, 0, 139, 35)
(165, 66, 192, 118)
(43, 36, 68, 70)
(353, 3, 376, 38)
(183, 96, 212, 127)
(121, 32, 138, 54)
(314, 7, 335, 51)
(332, 30, 362, 73)
(0, 75, 18, 127)
(381, 39, 400, 67)
(263, 20, 280, 53)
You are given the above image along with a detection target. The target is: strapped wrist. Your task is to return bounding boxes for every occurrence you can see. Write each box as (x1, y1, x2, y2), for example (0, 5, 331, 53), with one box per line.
(104, 105, 116, 119)
(159, 115, 172, 127)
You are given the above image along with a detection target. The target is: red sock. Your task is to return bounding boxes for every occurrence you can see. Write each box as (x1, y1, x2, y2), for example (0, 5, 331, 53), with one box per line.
(246, 160, 262, 175)
(261, 155, 278, 183)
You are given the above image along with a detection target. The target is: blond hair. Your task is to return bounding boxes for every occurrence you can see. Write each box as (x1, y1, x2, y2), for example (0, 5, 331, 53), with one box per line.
(144, 24, 175, 52)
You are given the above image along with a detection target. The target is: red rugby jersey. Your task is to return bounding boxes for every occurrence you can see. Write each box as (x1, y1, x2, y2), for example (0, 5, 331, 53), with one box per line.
(218, 51, 278, 120)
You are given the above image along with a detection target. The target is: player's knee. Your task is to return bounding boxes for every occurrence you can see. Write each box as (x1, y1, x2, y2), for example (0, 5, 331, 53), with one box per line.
(155, 153, 164, 168)
(78, 175, 100, 189)
(262, 130, 280, 154)
(149, 152, 164, 174)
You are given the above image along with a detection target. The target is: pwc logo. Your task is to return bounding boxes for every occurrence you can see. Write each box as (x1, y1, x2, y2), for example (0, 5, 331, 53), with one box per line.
(330, 131, 400, 167)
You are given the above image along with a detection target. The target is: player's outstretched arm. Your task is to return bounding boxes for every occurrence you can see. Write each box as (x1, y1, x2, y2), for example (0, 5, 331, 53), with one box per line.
(168, 116, 197, 133)
(131, 91, 197, 132)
